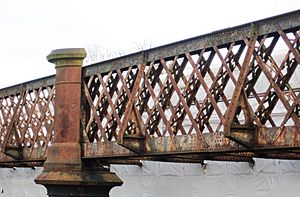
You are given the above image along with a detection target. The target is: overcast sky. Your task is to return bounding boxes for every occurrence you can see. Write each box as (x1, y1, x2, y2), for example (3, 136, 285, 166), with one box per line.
(0, 0, 299, 88)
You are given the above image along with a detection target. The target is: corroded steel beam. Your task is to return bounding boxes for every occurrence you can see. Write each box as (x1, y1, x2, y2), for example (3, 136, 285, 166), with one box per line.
(83, 126, 300, 158)
(0, 75, 55, 98)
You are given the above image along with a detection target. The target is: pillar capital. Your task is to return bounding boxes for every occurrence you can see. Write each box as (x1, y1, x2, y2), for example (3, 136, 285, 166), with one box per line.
(47, 48, 87, 68)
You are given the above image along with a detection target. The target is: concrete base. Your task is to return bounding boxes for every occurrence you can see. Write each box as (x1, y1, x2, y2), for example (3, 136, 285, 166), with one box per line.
(44, 185, 113, 197)
(35, 170, 123, 197)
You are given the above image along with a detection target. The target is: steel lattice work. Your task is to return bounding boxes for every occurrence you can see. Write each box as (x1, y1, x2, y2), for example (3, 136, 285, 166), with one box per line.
(0, 10, 300, 167)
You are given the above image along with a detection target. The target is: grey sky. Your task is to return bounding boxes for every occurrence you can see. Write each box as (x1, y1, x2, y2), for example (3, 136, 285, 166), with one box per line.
(1, 0, 299, 88)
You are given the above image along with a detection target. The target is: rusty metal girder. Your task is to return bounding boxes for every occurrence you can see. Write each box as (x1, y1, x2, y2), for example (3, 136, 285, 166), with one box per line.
(0, 75, 55, 99)
(83, 126, 300, 158)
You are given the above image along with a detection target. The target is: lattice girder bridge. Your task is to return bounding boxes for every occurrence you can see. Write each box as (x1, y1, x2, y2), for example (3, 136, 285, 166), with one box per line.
(0, 10, 300, 170)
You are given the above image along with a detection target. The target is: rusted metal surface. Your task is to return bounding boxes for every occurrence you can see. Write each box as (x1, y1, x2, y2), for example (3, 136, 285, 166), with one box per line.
(0, 10, 300, 167)
(0, 75, 55, 99)
(83, 126, 299, 158)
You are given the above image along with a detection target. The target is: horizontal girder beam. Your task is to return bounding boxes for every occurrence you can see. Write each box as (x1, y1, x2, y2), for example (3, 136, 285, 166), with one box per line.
(83, 126, 300, 158)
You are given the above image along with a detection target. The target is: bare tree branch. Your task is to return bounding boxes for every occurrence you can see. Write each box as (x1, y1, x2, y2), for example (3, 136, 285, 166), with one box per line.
(84, 44, 125, 65)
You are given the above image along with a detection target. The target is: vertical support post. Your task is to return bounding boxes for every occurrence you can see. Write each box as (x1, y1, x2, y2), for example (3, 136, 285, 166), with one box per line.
(35, 48, 122, 197)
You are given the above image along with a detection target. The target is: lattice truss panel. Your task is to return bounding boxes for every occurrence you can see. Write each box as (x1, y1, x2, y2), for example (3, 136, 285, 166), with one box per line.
(0, 86, 55, 160)
(82, 26, 300, 151)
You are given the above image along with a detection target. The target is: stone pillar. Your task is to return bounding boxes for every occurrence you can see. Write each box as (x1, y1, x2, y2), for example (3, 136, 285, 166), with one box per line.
(35, 48, 122, 197)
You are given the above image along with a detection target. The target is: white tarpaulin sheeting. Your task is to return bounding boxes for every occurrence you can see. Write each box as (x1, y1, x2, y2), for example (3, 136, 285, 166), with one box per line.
(0, 159, 299, 196)
(110, 159, 300, 197)
(0, 167, 45, 197)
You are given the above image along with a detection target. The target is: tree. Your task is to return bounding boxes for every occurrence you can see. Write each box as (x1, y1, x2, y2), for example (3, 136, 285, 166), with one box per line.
(83, 44, 125, 65)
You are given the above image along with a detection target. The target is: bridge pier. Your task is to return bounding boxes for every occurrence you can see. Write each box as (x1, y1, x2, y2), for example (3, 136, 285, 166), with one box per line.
(35, 48, 122, 196)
